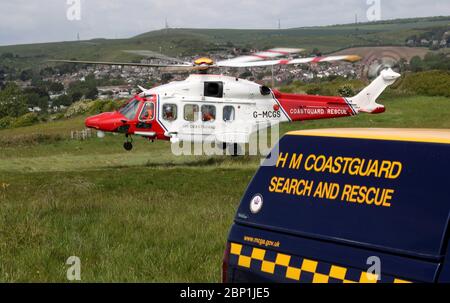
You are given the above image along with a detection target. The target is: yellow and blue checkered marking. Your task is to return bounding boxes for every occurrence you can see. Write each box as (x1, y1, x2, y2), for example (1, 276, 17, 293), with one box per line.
(230, 243, 411, 283)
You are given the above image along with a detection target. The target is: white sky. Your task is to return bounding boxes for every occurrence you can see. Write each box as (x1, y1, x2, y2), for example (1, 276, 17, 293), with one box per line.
(0, 0, 449, 46)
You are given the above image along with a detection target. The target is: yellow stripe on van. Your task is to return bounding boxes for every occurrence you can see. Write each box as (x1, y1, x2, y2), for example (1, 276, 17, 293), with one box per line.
(286, 129, 450, 145)
(230, 242, 412, 283)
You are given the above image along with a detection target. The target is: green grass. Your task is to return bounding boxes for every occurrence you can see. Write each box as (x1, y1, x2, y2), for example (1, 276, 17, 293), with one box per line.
(0, 167, 254, 282)
(0, 94, 449, 282)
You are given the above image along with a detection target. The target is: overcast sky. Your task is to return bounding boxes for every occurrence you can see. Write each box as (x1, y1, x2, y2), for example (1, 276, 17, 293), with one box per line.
(0, 0, 449, 46)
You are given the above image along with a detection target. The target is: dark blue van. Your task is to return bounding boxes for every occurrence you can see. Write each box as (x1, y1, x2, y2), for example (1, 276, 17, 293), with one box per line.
(223, 129, 450, 283)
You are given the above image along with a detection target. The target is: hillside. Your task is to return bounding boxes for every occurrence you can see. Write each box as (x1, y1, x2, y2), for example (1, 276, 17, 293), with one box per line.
(0, 16, 449, 70)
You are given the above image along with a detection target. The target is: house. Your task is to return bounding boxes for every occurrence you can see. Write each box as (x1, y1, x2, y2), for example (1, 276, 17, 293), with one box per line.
(28, 106, 42, 113)
(420, 39, 430, 46)
(406, 39, 415, 47)
(50, 93, 65, 100)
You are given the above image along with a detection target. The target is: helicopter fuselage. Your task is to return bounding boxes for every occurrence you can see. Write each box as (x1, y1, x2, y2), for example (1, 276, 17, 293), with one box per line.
(85, 73, 384, 149)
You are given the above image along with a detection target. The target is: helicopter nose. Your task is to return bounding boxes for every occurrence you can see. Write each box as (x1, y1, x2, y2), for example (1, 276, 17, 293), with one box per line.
(85, 116, 101, 129)
(85, 112, 125, 132)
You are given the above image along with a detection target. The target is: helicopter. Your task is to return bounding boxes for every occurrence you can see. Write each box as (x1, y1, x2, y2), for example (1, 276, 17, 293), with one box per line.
(51, 48, 400, 154)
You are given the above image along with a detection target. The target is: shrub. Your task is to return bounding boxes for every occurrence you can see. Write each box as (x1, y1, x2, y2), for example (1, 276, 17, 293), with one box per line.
(88, 100, 106, 115)
(338, 85, 356, 97)
(398, 71, 450, 97)
(64, 100, 95, 118)
(101, 100, 118, 112)
(11, 113, 39, 128)
(305, 86, 322, 95)
(0, 116, 14, 129)
(0, 133, 63, 147)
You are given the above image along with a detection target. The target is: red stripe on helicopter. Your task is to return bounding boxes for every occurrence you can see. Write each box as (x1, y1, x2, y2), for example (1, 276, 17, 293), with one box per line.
(272, 90, 355, 121)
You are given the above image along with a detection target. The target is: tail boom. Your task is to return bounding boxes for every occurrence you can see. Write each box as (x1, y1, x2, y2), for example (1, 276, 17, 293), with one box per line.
(274, 68, 399, 121)
(273, 90, 356, 122)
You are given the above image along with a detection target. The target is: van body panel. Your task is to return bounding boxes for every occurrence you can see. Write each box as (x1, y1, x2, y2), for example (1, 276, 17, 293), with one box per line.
(225, 129, 450, 283)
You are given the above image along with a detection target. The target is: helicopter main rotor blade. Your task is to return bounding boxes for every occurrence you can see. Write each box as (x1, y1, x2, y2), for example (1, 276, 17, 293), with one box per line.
(216, 47, 304, 66)
(122, 50, 189, 64)
(217, 55, 361, 67)
(48, 59, 193, 68)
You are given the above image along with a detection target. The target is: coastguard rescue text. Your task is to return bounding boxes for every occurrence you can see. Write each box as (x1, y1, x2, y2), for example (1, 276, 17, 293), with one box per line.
(268, 152, 403, 208)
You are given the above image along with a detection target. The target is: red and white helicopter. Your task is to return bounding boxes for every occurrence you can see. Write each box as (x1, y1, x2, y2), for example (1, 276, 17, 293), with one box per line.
(53, 48, 400, 153)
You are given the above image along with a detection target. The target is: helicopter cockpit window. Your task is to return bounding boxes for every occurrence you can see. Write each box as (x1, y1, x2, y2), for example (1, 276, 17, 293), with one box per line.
(163, 104, 177, 121)
(201, 105, 216, 122)
(184, 104, 199, 122)
(138, 102, 155, 122)
(204, 82, 223, 98)
(223, 106, 235, 122)
(119, 99, 140, 120)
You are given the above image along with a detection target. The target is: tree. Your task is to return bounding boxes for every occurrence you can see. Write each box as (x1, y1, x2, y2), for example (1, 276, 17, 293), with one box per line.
(85, 87, 98, 100)
(161, 73, 173, 83)
(19, 69, 33, 81)
(53, 95, 72, 107)
(0, 68, 5, 90)
(409, 56, 423, 72)
(312, 48, 322, 56)
(69, 91, 83, 103)
(0, 83, 28, 118)
(49, 82, 64, 93)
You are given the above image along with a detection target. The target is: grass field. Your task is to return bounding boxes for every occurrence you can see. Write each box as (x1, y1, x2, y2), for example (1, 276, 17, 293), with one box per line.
(0, 94, 449, 282)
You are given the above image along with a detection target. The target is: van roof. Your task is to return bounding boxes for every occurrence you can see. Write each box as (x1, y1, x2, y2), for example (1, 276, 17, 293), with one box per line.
(287, 128, 450, 145)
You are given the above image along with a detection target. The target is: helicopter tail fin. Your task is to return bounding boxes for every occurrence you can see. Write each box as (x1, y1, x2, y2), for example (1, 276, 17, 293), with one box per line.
(347, 68, 400, 114)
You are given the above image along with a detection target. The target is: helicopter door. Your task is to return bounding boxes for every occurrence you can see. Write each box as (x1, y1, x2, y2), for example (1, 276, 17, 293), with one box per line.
(199, 104, 217, 142)
(179, 103, 216, 142)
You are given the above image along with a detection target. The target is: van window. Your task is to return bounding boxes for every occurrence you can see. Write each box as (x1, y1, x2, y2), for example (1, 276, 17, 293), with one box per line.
(204, 82, 223, 98)
(138, 102, 155, 122)
(163, 104, 177, 121)
(223, 106, 235, 122)
(184, 104, 199, 122)
(202, 105, 216, 122)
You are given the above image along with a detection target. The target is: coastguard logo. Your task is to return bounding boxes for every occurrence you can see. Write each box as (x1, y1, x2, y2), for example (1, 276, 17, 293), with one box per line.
(250, 194, 264, 214)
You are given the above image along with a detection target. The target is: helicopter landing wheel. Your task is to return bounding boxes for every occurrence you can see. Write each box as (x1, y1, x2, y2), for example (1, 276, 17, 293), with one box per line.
(123, 142, 133, 151)
(124, 135, 133, 151)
